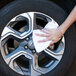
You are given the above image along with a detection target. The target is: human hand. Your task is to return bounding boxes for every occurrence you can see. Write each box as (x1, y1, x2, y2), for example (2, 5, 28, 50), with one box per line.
(35, 28, 64, 45)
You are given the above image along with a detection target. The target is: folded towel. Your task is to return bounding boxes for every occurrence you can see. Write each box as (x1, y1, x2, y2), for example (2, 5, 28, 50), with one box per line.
(33, 21, 59, 53)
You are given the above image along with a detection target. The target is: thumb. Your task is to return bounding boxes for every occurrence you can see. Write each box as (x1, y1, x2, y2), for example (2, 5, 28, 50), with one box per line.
(49, 40, 54, 46)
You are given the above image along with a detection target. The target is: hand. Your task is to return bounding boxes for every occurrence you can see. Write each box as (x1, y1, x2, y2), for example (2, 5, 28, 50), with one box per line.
(35, 28, 64, 45)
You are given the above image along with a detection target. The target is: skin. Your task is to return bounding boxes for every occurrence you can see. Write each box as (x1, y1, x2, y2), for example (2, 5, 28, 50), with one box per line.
(36, 5, 76, 45)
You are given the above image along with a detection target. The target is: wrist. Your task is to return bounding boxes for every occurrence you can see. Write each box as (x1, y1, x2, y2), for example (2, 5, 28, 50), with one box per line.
(57, 26, 66, 36)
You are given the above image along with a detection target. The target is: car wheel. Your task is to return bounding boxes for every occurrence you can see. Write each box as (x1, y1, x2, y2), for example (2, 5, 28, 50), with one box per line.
(0, 0, 76, 76)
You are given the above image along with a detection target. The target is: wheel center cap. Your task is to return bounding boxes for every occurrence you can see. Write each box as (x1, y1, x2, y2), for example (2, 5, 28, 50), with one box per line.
(27, 40, 35, 50)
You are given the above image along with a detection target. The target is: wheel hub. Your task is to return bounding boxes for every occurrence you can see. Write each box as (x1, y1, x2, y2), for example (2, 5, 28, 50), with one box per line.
(27, 40, 35, 50)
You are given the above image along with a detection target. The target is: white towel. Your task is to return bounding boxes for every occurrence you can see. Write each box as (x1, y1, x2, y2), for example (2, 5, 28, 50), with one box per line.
(33, 21, 59, 53)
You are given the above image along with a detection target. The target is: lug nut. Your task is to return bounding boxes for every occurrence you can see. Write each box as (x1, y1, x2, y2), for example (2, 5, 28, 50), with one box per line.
(26, 38, 29, 41)
(33, 50, 35, 53)
(25, 46, 28, 49)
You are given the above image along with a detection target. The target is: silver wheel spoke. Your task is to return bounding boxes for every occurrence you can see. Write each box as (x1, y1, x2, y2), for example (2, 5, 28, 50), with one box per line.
(44, 49, 62, 61)
(34, 54, 39, 68)
(28, 12, 37, 30)
(5, 46, 31, 75)
(44, 41, 64, 61)
(1, 26, 21, 46)
(20, 12, 36, 37)
(30, 64, 41, 76)
(5, 46, 33, 65)
(5, 46, 25, 65)
(29, 54, 41, 76)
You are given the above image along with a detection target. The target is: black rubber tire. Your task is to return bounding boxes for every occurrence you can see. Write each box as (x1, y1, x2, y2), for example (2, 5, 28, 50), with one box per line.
(0, 0, 76, 76)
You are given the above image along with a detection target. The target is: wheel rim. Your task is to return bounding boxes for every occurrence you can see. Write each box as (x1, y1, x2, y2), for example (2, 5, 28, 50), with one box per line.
(0, 12, 65, 76)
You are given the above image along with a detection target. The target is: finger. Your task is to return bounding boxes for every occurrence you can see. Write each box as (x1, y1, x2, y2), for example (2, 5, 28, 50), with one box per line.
(49, 43, 53, 46)
(49, 40, 55, 46)
(41, 29, 49, 34)
(38, 36, 52, 42)
(35, 33, 49, 37)
(38, 38, 50, 43)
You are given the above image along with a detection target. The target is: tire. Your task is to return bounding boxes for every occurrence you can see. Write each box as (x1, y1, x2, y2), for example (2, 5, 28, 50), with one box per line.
(0, 0, 76, 76)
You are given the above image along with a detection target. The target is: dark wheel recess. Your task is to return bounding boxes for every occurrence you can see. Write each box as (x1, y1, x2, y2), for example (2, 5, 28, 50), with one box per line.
(0, 0, 76, 76)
